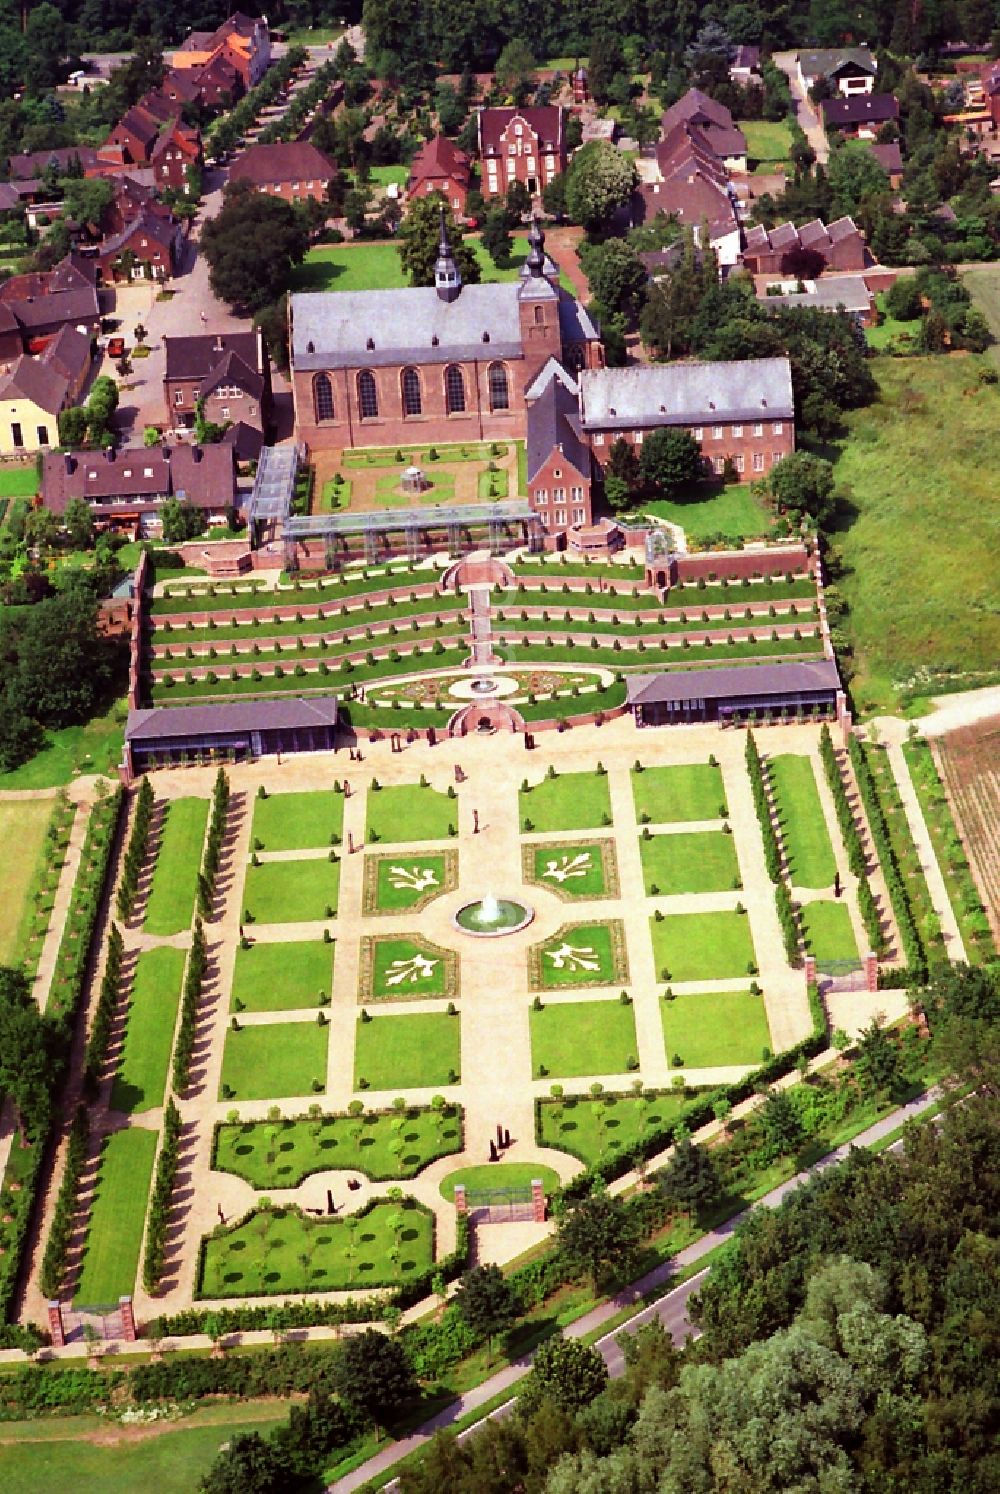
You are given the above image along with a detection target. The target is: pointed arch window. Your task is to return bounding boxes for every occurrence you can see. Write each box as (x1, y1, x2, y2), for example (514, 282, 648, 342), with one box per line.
(313, 373, 334, 422)
(488, 362, 509, 411)
(357, 370, 379, 420)
(445, 365, 466, 413)
(401, 367, 422, 417)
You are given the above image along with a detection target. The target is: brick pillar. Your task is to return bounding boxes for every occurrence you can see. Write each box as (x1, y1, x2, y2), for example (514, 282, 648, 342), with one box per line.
(803, 955, 817, 989)
(47, 1301, 66, 1347)
(454, 1184, 467, 1216)
(864, 951, 879, 993)
(531, 1178, 546, 1223)
(119, 1295, 137, 1342)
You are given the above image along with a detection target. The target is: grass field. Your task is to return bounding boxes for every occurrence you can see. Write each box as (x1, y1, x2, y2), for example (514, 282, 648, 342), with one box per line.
(651, 910, 757, 982)
(963, 264, 1000, 368)
(75, 1127, 158, 1305)
(660, 988, 772, 1068)
(529, 841, 610, 898)
(242, 857, 340, 923)
(631, 762, 726, 823)
(354, 1011, 460, 1090)
(368, 164, 408, 187)
(532, 921, 627, 990)
(640, 829, 740, 895)
(251, 789, 343, 850)
(865, 293, 921, 354)
(538, 1089, 690, 1168)
(368, 936, 452, 999)
(642, 485, 773, 542)
(830, 358, 1000, 710)
(231, 939, 333, 1012)
(739, 118, 794, 170)
(0, 704, 124, 790)
(369, 851, 453, 912)
(373, 470, 457, 506)
(520, 769, 612, 832)
(110, 947, 186, 1113)
(530, 997, 638, 1078)
(439, 1162, 560, 1200)
(290, 236, 575, 295)
(144, 798, 209, 936)
(0, 465, 38, 497)
(215, 1103, 463, 1187)
(800, 900, 859, 968)
(366, 783, 457, 842)
(219, 1020, 329, 1101)
(767, 754, 837, 888)
(0, 797, 54, 964)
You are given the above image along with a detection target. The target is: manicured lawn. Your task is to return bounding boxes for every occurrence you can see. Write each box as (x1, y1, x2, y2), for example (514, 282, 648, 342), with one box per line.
(830, 358, 1000, 710)
(369, 163, 408, 187)
(242, 857, 340, 923)
(0, 704, 124, 790)
(0, 797, 54, 964)
(374, 470, 456, 506)
(520, 769, 612, 832)
(440, 1162, 560, 1201)
(354, 1011, 460, 1090)
(531, 920, 628, 990)
(650, 910, 757, 982)
(538, 1089, 690, 1168)
(366, 783, 457, 842)
(0, 465, 38, 497)
(110, 947, 186, 1113)
(214, 1102, 463, 1187)
(631, 762, 726, 823)
(251, 789, 344, 850)
(530, 997, 638, 1078)
(642, 485, 773, 542)
(640, 829, 740, 895)
(291, 235, 575, 295)
(800, 900, 859, 969)
(200, 1198, 434, 1295)
(75, 1127, 158, 1305)
(740, 118, 794, 168)
(231, 940, 333, 1012)
(660, 988, 773, 1068)
(528, 841, 610, 898)
(768, 754, 837, 888)
(367, 851, 454, 912)
(219, 1020, 329, 1101)
(366, 935, 453, 1000)
(144, 798, 210, 935)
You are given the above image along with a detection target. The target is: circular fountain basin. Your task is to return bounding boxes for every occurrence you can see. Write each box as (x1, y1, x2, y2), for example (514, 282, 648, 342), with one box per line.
(448, 675, 518, 701)
(453, 898, 534, 937)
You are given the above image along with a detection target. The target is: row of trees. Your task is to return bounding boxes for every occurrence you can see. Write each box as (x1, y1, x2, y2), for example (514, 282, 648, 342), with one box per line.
(745, 729, 799, 962)
(818, 724, 885, 954)
(849, 736, 929, 979)
(116, 777, 154, 921)
(57, 375, 120, 451)
(197, 767, 230, 920)
(172, 919, 207, 1094)
(143, 1097, 182, 1293)
(83, 921, 125, 1091)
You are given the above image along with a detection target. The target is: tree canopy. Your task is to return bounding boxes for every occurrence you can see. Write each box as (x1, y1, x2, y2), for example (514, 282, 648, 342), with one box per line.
(396, 193, 481, 288)
(201, 181, 309, 313)
(564, 143, 637, 234)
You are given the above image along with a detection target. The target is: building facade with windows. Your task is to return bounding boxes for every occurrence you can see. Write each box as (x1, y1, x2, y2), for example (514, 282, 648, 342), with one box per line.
(477, 107, 566, 199)
(163, 329, 272, 439)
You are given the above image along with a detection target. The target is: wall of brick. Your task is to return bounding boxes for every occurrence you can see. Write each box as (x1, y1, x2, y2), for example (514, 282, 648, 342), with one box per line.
(672, 542, 810, 584)
(590, 419, 795, 482)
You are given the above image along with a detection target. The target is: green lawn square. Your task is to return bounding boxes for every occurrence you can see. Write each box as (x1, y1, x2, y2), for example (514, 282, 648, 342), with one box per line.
(75, 1128, 158, 1305)
(231, 940, 333, 1012)
(110, 946, 187, 1113)
(354, 1011, 461, 1090)
(251, 789, 344, 851)
(530, 920, 628, 990)
(660, 989, 773, 1068)
(530, 998, 638, 1078)
(519, 770, 612, 832)
(366, 783, 457, 843)
(768, 754, 837, 889)
(539, 1089, 692, 1169)
(360, 934, 456, 1002)
(243, 857, 340, 923)
(631, 763, 726, 824)
(364, 850, 456, 913)
(640, 830, 741, 895)
(219, 1020, 329, 1101)
(524, 840, 615, 899)
(651, 910, 757, 982)
(801, 900, 859, 970)
(144, 797, 209, 935)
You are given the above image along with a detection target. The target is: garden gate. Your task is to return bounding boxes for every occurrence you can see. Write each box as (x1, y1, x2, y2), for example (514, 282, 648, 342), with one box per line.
(820, 958, 866, 993)
(464, 1186, 536, 1224)
(60, 1300, 128, 1344)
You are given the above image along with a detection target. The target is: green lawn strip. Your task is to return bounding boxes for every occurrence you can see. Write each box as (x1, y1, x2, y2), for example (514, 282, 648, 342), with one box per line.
(640, 484, 774, 542)
(366, 783, 457, 842)
(526, 840, 610, 898)
(363, 935, 455, 1001)
(150, 566, 443, 615)
(498, 636, 822, 669)
(319, 476, 353, 510)
(373, 471, 456, 506)
(251, 789, 344, 850)
(439, 1162, 561, 1200)
(0, 797, 56, 964)
(214, 1103, 463, 1188)
(631, 761, 725, 823)
(354, 1011, 460, 1090)
(110, 947, 186, 1114)
(151, 592, 465, 643)
(75, 1127, 158, 1305)
(739, 117, 793, 167)
(150, 629, 467, 678)
(651, 910, 758, 982)
(219, 1020, 329, 1102)
(144, 798, 210, 935)
(767, 753, 837, 888)
(860, 742, 940, 954)
(242, 857, 339, 923)
(291, 236, 574, 295)
(199, 1197, 434, 1296)
(800, 900, 860, 969)
(344, 440, 509, 467)
(368, 163, 407, 186)
(366, 851, 455, 913)
(231, 940, 333, 1012)
(640, 829, 740, 895)
(660, 988, 772, 1068)
(530, 997, 638, 1078)
(150, 646, 468, 701)
(494, 600, 816, 636)
(538, 1089, 691, 1169)
(519, 769, 611, 832)
(151, 610, 464, 655)
(531, 920, 628, 991)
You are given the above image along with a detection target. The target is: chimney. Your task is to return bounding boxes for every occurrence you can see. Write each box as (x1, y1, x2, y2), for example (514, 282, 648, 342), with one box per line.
(256, 324, 265, 374)
(192, 445, 203, 462)
(105, 446, 115, 461)
(64, 452, 74, 474)
(213, 334, 224, 352)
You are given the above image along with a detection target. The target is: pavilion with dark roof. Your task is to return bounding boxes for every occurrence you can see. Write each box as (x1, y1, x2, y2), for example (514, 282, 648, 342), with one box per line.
(123, 695, 340, 775)
(626, 659, 843, 727)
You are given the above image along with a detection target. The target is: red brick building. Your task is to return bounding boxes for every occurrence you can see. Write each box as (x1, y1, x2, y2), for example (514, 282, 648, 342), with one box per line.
(477, 107, 566, 199)
(228, 141, 337, 204)
(171, 12, 271, 91)
(406, 135, 472, 217)
(97, 209, 184, 283)
(163, 329, 272, 442)
(741, 217, 867, 276)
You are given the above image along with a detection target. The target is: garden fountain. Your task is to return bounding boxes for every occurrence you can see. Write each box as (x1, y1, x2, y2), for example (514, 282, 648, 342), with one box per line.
(453, 891, 534, 937)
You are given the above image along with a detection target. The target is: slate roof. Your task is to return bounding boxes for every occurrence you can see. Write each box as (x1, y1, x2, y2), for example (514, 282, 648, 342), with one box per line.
(626, 658, 840, 706)
(865, 141, 903, 174)
(407, 135, 471, 187)
(165, 331, 262, 380)
(42, 324, 91, 384)
(577, 358, 794, 430)
(478, 106, 564, 155)
(798, 47, 876, 79)
(100, 209, 178, 261)
(290, 283, 526, 370)
(660, 90, 746, 162)
(633, 174, 737, 239)
(8, 146, 99, 179)
(820, 93, 899, 127)
(229, 141, 336, 186)
(126, 694, 339, 743)
(0, 355, 68, 412)
(525, 361, 589, 483)
(557, 294, 600, 346)
(198, 348, 263, 401)
(757, 276, 873, 315)
(42, 442, 236, 511)
(743, 216, 862, 259)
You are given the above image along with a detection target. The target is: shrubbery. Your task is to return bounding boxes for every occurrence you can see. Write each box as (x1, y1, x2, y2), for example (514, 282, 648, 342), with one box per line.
(39, 1106, 88, 1300)
(116, 777, 154, 921)
(197, 767, 230, 920)
(143, 1099, 182, 1294)
(849, 738, 927, 980)
(171, 920, 207, 1095)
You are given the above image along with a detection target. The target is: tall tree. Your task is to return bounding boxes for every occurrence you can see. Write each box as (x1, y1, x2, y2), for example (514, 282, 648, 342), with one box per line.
(397, 193, 480, 287)
(557, 1189, 635, 1290)
(202, 182, 308, 312)
(524, 1335, 609, 1413)
(331, 1329, 416, 1436)
(564, 143, 637, 234)
(453, 1264, 520, 1361)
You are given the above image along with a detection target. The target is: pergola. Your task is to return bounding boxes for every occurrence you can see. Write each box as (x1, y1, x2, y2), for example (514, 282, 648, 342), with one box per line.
(281, 499, 543, 567)
(247, 445, 301, 546)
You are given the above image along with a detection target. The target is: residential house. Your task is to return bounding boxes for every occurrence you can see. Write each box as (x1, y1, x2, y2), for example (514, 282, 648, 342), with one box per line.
(171, 12, 271, 90)
(524, 358, 593, 532)
(151, 118, 202, 192)
(227, 141, 337, 204)
(797, 47, 877, 97)
(741, 217, 867, 276)
(477, 107, 566, 199)
(980, 60, 1000, 127)
(756, 275, 876, 328)
(101, 93, 202, 189)
(632, 160, 741, 269)
(820, 93, 900, 139)
(863, 140, 904, 187)
(161, 53, 242, 112)
(729, 46, 761, 85)
(0, 252, 101, 349)
(163, 328, 272, 440)
(406, 135, 472, 217)
(659, 89, 748, 172)
(0, 326, 92, 453)
(97, 207, 184, 283)
(7, 146, 101, 180)
(41, 441, 237, 533)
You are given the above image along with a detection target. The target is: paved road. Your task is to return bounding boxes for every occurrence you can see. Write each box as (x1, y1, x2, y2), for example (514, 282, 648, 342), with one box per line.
(331, 1086, 940, 1492)
(772, 51, 829, 165)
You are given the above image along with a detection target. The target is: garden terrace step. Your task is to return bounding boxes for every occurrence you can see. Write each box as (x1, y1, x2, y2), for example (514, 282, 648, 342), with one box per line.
(149, 617, 468, 660)
(149, 631, 469, 679)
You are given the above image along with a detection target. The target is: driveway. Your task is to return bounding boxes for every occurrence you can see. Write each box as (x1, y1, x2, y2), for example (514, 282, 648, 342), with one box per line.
(772, 50, 829, 165)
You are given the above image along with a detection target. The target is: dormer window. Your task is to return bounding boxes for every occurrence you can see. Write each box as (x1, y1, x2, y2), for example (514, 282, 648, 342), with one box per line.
(482, 331, 490, 343)
(431, 334, 439, 346)
(123, 468, 132, 477)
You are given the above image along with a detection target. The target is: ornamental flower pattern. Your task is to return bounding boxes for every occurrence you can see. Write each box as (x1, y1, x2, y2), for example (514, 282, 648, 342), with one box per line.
(384, 954, 439, 987)
(541, 852, 593, 884)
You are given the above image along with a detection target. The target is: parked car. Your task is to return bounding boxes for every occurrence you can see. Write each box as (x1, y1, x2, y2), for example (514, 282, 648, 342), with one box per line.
(107, 336, 126, 358)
